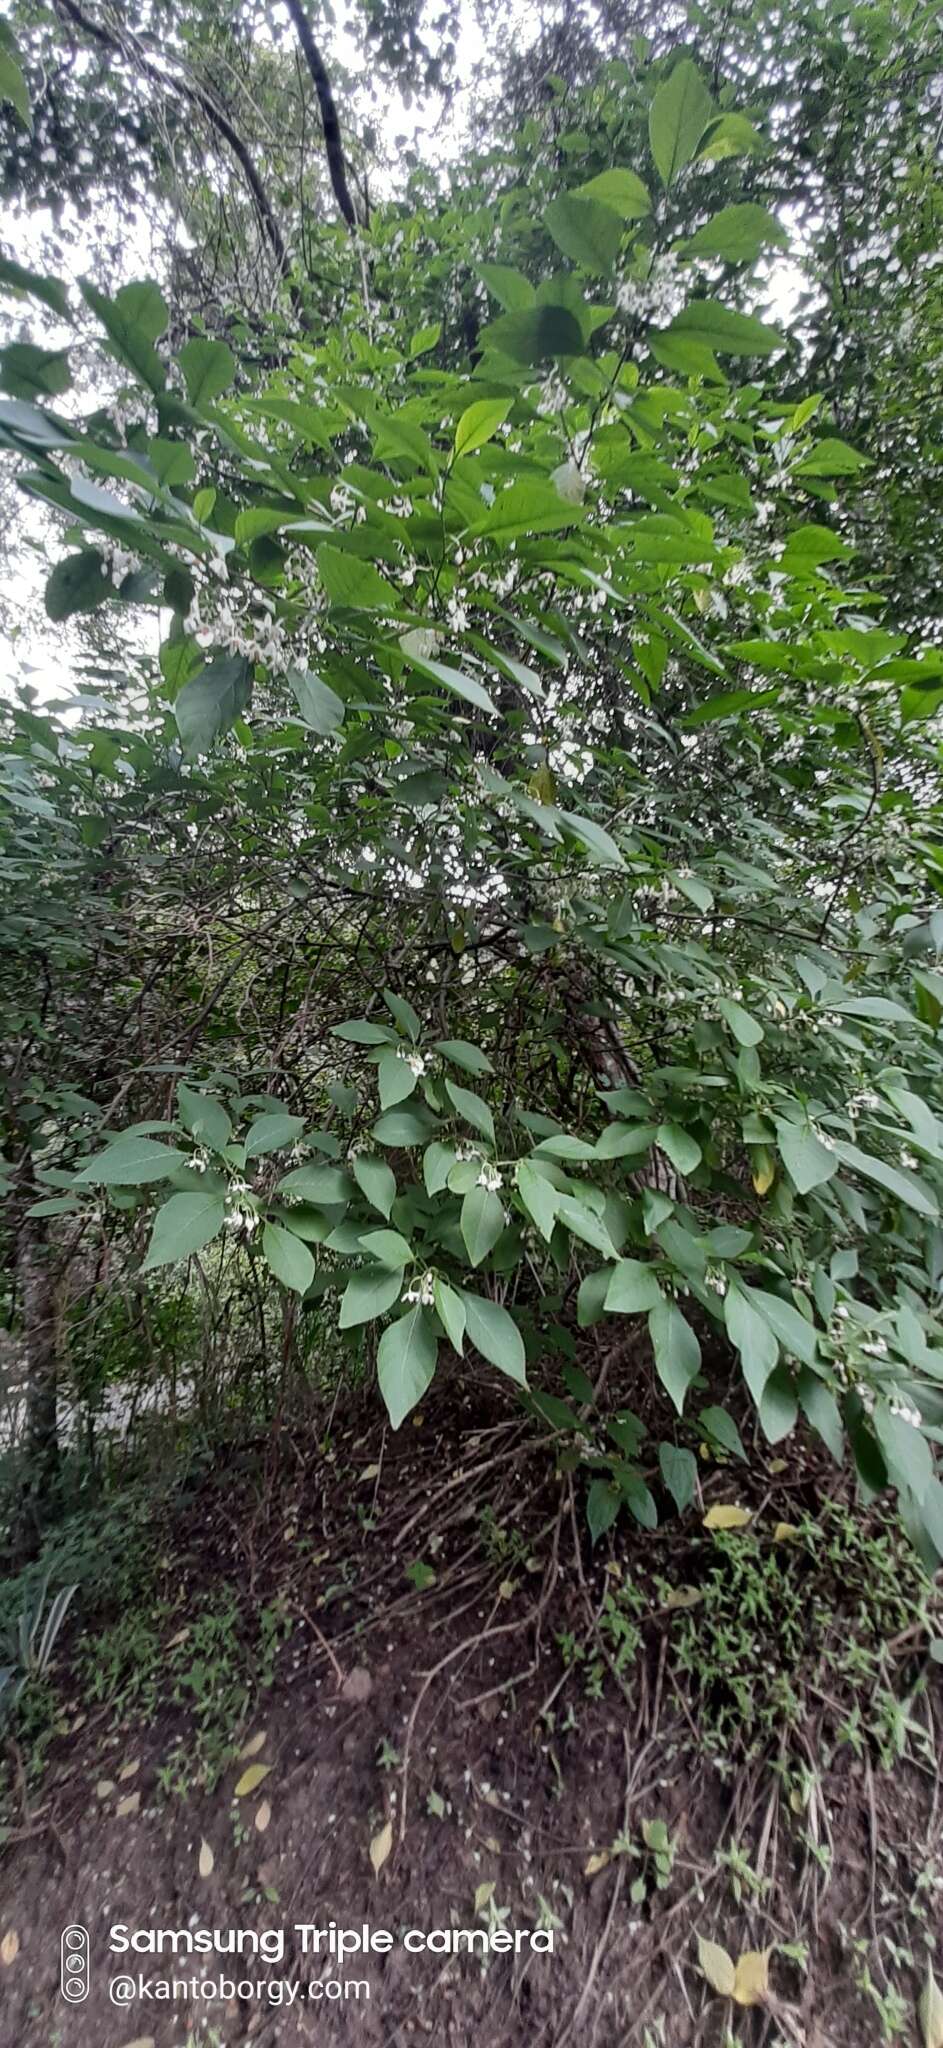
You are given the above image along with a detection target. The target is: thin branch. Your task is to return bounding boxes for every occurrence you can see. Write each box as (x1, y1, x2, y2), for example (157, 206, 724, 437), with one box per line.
(283, 0, 358, 229)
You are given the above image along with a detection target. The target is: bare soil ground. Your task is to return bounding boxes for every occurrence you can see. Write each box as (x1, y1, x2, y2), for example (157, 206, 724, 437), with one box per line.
(1, 1369, 939, 2048)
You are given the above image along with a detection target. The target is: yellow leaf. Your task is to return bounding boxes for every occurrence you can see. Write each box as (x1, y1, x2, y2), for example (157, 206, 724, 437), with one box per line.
(751, 1149, 775, 1196)
(369, 1819, 392, 1876)
(528, 765, 556, 803)
(498, 1579, 516, 1600)
(255, 1799, 271, 1833)
(697, 1935, 736, 1996)
(198, 1840, 214, 1879)
(584, 1850, 611, 1876)
(773, 1522, 800, 1543)
(733, 1949, 771, 2007)
(1, 1930, 20, 1966)
(239, 1730, 267, 1759)
(116, 1792, 140, 1818)
(663, 1585, 703, 1611)
(235, 1763, 271, 1798)
(703, 1504, 752, 1530)
(474, 1881, 495, 1912)
(919, 1963, 943, 2048)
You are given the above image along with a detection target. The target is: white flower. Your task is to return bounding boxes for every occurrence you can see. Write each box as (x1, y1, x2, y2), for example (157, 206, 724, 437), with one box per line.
(901, 1148, 919, 1170)
(403, 1271, 436, 1306)
(190, 1148, 210, 1174)
(477, 1162, 503, 1192)
(398, 1049, 427, 1077)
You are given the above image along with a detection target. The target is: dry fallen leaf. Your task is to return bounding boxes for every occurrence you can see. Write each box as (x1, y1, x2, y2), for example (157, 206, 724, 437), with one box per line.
(116, 1792, 140, 1818)
(919, 1963, 943, 2048)
(166, 1628, 189, 1648)
(120, 2037, 156, 2048)
(235, 1763, 272, 1798)
(239, 1730, 267, 1759)
(341, 1667, 373, 1704)
(369, 1819, 392, 1876)
(360, 1464, 380, 1482)
(663, 1585, 703, 1611)
(703, 1504, 752, 1531)
(198, 1839, 214, 1879)
(255, 1799, 271, 1834)
(95, 1779, 115, 1800)
(1, 1930, 20, 1967)
(733, 1949, 771, 2007)
(584, 1850, 611, 1876)
(119, 1759, 140, 1780)
(474, 1881, 495, 1912)
(697, 1935, 737, 1997)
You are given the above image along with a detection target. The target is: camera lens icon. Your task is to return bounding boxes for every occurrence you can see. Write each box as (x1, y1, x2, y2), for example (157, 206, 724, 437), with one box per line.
(60, 1925, 89, 2002)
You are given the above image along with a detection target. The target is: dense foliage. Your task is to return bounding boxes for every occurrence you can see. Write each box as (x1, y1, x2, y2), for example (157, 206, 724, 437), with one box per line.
(2, 10, 943, 1569)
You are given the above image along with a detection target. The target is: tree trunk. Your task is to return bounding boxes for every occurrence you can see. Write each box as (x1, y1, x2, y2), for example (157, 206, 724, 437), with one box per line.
(10, 1213, 59, 1559)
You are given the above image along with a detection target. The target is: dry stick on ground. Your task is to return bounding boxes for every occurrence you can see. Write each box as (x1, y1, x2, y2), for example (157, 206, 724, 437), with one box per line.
(551, 1728, 633, 2048)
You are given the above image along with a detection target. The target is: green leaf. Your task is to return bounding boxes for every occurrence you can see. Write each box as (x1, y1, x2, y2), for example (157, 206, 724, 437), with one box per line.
(80, 278, 168, 392)
(544, 194, 623, 274)
(831, 1141, 938, 1219)
(360, 1227, 413, 1268)
(718, 997, 764, 1047)
(575, 168, 651, 219)
(0, 29, 31, 130)
(317, 546, 396, 609)
(659, 1442, 697, 1513)
(461, 1185, 505, 1266)
(245, 1112, 305, 1158)
(331, 1018, 394, 1044)
(377, 1306, 438, 1427)
(75, 1138, 185, 1185)
(289, 668, 345, 735)
(554, 1194, 616, 1257)
(434, 1039, 493, 1075)
(372, 1107, 437, 1147)
(480, 304, 585, 364)
(558, 809, 625, 868)
(140, 1191, 227, 1271)
(0, 255, 70, 320)
(445, 1079, 495, 1144)
(724, 1285, 778, 1406)
(45, 550, 109, 622)
(177, 1084, 232, 1151)
(339, 1265, 403, 1328)
(649, 58, 714, 187)
(681, 204, 787, 263)
(277, 1164, 352, 1204)
(178, 337, 236, 407)
(405, 652, 497, 715)
(648, 1301, 701, 1412)
(758, 1365, 799, 1444)
(175, 655, 251, 758)
(873, 1405, 933, 1504)
(461, 1291, 527, 1385)
(478, 263, 535, 309)
(655, 1123, 702, 1176)
(620, 1474, 658, 1530)
(454, 398, 511, 457)
(433, 1277, 466, 1352)
(423, 1141, 457, 1196)
(587, 1478, 621, 1544)
(606, 1258, 664, 1313)
(664, 302, 785, 356)
(262, 1221, 315, 1295)
(745, 1287, 818, 1367)
(516, 1161, 560, 1241)
(352, 1154, 396, 1218)
(698, 1405, 746, 1461)
(382, 988, 421, 1040)
(775, 1119, 838, 1195)
(378, 1048, 418, 1110)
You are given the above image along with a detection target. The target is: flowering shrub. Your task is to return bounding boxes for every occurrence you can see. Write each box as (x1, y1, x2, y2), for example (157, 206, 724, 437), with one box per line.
(3, 53, 943, 1556)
